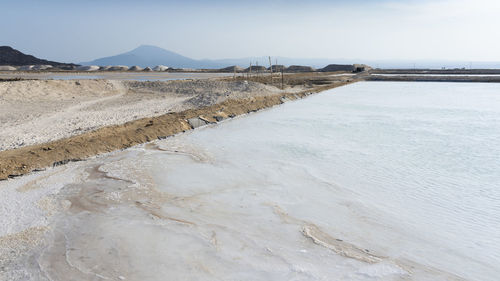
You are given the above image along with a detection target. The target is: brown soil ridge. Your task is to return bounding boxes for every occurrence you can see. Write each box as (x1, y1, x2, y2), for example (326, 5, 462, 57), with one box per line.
(0, 81, 353, 180)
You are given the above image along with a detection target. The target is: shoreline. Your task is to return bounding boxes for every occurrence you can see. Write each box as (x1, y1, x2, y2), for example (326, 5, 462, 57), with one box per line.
(3, 70, 494, 181)
(0, 80, 353, 180)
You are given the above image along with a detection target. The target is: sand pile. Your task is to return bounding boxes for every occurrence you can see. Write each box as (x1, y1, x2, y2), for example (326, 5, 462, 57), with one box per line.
(245, 65, 267, 72)
(32, 65, 53, 70)
(219, 65, 243, 72)
(0, 66, 17, 71)
(129, 66, 143, 71)
(108, 65, 129, 71)
(270, 64, 285, 71)
(76, 65, 100, 71)
(320, 64, 355, 72)
(153, 65, 168, 71)
(18, 65, 34, 71)
(287, 65, 316, 72)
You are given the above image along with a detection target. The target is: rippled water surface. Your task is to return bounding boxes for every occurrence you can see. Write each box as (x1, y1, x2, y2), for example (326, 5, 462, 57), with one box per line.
(11, 81, 500, 280)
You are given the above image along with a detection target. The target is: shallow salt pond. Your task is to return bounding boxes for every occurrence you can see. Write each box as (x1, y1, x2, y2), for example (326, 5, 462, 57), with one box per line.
(2, 81, 500, 280)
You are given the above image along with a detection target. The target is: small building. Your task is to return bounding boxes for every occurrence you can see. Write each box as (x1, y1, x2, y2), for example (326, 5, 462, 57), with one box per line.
(353, 64, 372, 72)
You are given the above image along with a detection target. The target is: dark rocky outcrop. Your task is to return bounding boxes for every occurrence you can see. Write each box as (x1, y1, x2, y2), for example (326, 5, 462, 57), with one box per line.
(0, 46, 77, 67)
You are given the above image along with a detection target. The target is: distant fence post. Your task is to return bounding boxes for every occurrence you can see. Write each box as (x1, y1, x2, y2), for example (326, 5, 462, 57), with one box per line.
(281, 69, 284, 90)
(269, 56, 273, 81)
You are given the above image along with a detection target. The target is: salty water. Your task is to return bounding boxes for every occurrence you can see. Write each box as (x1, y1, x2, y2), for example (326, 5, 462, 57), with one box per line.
(19, 82, 500, 280)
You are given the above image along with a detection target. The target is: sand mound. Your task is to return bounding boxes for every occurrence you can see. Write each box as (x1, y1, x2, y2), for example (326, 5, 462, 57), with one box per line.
(219, 65, 243, 72)
(0, 79, 287, 151)
(76, 65, 100, 71)
(18, 65, 34, 71)
(153, 65, 168, 71)
(32, 65, 53, 70)
(108, 65, 129, 71)
(269, 65, 285, 71)
(129, 66, 143, 71)
(319, 64, 354, 72)
(245, 65, 267, 72)
(286, 65, 316, 72)
(0, 66, 16, 71)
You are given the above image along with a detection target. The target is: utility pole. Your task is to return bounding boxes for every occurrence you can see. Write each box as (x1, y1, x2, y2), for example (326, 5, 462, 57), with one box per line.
(269, 56, 273, 79)
(281, 68, 284, 90)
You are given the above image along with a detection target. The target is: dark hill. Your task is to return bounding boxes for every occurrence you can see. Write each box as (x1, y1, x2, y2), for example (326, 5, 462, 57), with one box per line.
(0, 46, 76, 66)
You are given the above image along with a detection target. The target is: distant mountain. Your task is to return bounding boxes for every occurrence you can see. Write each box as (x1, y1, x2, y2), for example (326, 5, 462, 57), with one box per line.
(81, 45, 347, 69)
(81, 45, 223, 68)
(0, 46, 76, 66)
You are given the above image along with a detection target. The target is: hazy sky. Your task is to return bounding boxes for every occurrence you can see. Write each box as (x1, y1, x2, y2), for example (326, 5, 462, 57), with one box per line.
(2, 0, 500, 63)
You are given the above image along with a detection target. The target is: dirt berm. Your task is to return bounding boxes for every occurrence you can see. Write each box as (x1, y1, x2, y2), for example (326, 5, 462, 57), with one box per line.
(0, 81, 352, 180)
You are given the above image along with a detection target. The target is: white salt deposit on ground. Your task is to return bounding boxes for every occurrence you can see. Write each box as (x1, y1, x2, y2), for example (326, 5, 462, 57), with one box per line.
(0, 79, 293, 151)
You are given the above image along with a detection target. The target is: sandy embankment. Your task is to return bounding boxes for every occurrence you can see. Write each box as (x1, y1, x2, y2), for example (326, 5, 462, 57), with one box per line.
(0, 78, 351, 180)
(0, 79, 286, 151)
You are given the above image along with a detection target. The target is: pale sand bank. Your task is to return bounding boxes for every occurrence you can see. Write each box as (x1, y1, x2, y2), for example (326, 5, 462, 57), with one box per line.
(0, 77, 351, 180)
(0, 79, 286, 151)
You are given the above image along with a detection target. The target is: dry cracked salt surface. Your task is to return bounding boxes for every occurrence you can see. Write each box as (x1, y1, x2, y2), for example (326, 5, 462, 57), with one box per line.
(0, 78, 291, 152)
